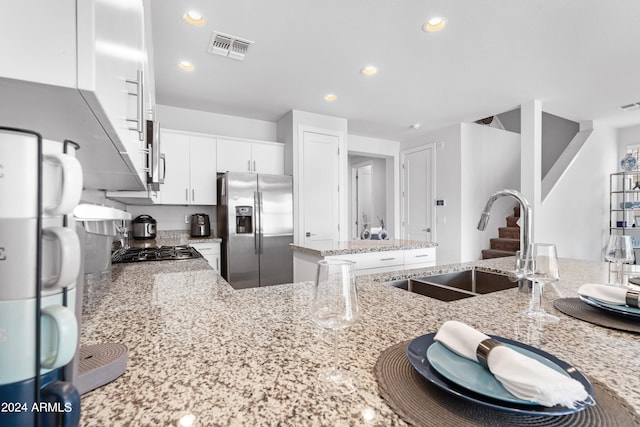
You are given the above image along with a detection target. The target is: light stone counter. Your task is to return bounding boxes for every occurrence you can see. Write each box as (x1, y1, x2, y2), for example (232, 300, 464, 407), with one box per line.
(80, 257, 640, 426)
(290, 239, 437, 256)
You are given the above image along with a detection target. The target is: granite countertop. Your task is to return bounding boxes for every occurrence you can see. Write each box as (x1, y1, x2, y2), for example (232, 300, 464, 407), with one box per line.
(290, 238, 438, 256)
(80, 257, 640, 426)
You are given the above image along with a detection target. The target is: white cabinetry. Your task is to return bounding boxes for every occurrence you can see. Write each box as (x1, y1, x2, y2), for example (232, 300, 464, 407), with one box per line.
(292, 247, 436, 282)
(0, 1, 151, 191)
(77, 0, 147, 185)
(190, 242, 221, 272)
(217, 138, 284, 175)
(161, 130, 216, 205)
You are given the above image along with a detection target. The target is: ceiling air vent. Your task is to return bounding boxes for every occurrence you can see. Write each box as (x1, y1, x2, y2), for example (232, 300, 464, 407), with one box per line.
(208, 31, 254, 61)
(620, 102, 640, 112)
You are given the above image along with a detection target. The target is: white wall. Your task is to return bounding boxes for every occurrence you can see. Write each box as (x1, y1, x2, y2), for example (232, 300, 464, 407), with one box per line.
(619, 124, 640, 155)
(156, 104, 277, 141)
(401, 123, 521, 264)
(537, 123, 618, 260)
(402, 124, 462, 264)
(126, 205, 216, 232)
(460, 123, 521, 262)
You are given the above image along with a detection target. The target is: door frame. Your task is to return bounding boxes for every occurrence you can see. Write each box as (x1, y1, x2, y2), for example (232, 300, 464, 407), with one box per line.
(400, 143, 437, 241)
(350, 159, 373, 239)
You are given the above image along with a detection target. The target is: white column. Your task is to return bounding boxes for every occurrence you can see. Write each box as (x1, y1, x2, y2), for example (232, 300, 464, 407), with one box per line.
(520, 100, 542, 241)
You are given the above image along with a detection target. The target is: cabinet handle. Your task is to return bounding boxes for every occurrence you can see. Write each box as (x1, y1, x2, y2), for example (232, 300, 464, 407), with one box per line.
(247, 160, 251, 171)
(380, 257, 396, 261)
(414, 254, 430, 258)
(126, 69, 144, 141)
(185, 189, 189, 202)
(192, 189, 195, 202)
(253, 160, 256, 172)
(216, 257, 219, 272)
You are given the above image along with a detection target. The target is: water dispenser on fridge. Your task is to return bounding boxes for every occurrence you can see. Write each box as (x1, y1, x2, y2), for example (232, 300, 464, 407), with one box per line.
(235, 206, 253, 234)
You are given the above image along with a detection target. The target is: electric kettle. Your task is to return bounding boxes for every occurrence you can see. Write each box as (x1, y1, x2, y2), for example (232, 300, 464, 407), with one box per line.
(190, 213, 211, 237)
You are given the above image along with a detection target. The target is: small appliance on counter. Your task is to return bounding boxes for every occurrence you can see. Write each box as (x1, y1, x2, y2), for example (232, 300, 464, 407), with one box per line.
(190, 213, 211, 237)
(132, 214, 157, 240)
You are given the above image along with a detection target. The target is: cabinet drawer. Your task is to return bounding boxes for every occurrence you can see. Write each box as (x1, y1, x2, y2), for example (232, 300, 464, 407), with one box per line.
(190, 242, 220, 254)
(404, 248, 435, 265)
(328, 250, 404, 271)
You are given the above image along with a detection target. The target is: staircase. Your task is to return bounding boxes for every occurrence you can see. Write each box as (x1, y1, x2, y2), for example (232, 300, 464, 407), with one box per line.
(481, 206, 520, 259)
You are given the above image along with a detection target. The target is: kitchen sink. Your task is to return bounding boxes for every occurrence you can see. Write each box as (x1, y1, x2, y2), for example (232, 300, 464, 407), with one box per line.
(385, 268, 516, 302)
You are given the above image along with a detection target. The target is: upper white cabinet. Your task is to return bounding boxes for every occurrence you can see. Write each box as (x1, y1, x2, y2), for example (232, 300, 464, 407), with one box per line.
(217, 138, 284, 175)
(161, 130, 217, 205)
(77, 0, 147, 185)
(0, 1, 151, 191)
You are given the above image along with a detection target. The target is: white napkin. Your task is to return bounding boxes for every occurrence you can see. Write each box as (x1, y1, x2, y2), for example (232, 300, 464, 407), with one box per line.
(433, 320, 589, 408)
(578, 283, 639, 307)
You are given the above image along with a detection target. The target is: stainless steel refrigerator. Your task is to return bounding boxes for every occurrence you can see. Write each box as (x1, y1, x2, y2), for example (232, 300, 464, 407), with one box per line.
(217, 172, 293, 289)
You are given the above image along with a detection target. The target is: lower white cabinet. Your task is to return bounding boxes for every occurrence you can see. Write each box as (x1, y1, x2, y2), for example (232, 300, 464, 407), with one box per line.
(191, 242, 221, 272)
(292, 247, 436, 282)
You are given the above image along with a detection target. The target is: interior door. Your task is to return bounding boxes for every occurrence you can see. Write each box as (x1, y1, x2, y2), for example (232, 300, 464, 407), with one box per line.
(401, 145, 434, 241)
(302, 131, 340, 246)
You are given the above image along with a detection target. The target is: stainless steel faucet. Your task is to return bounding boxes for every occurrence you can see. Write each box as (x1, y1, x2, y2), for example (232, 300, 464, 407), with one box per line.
(477, 189, 533, 286)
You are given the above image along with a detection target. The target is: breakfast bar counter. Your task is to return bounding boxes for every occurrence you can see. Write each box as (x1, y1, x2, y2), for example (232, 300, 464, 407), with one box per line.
(79, 257, 640, 426)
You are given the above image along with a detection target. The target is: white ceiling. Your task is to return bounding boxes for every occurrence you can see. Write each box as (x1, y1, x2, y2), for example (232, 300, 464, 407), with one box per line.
(150, 0, 640, 142)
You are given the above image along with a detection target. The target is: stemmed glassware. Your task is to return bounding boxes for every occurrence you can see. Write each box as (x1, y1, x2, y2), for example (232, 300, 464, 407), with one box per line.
(522, 243, 560, 323)
(311, 259, 360, 393)
(605, 235, 635, 286)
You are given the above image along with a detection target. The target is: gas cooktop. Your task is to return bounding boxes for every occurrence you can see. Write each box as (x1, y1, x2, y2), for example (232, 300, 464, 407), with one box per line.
(111, 245, 202, 264)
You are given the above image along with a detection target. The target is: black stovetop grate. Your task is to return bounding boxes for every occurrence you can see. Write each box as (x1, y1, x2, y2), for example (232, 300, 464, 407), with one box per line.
(111, 245, 202, 264)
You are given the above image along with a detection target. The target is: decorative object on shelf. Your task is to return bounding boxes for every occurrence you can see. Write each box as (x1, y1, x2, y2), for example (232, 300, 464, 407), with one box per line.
(620, 152, 637, 172)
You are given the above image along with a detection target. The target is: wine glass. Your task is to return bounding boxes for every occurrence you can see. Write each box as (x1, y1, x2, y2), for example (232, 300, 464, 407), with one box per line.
(311, 259, 360, 393)
(605, 235, 635, 286)
(522, 243, 560, 323)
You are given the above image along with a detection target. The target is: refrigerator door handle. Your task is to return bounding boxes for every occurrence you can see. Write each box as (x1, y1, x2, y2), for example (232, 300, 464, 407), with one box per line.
(254, 191, 259, 255)
(258, 191, 264, 254)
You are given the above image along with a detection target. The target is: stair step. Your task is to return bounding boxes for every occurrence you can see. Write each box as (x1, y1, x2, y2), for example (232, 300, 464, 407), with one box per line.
(506, 216, 520, 227)
(490, 238, 520, 252)
(498, 227, 520, 239)
(481, 249, 517, 259)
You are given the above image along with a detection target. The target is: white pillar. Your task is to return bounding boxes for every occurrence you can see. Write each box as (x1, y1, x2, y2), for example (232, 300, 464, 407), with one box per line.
(520, 100, 542, 241)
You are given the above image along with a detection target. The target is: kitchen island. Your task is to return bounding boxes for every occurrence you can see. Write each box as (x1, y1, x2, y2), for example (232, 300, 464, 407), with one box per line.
(80, 257, 640, 426)
(291, 239, 438, 281)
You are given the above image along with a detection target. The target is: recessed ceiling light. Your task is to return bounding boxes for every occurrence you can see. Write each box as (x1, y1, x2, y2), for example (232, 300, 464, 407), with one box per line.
(360, 66, 378, 76)
(423, 16, 447, 32)
(410, 123, 421, 129)
(324, 94, 337, 102)
(178, 61, 194, 71)
(183, 10, 206, 27)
